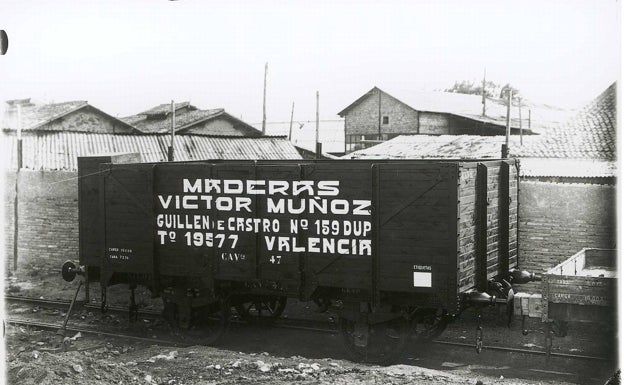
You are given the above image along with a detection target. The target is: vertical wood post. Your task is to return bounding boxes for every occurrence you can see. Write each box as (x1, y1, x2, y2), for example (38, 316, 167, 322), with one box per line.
(168, 100, 175, 161)
(475, 163, 488, 292)
(504, 90, 512, 157)
(499, 162, 510, 276)
(288, 101, 294, 141)
(518, 97, 523, 146)
(371, 164, 380, 307)
(262, 62, 267, 135)
(315, 91, 320, 159)
(377, 88, 382, 140)
(13, 104, 22, 271)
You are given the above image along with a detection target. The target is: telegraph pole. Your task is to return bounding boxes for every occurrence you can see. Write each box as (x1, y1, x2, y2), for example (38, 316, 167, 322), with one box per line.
(503, 89, 512, 158)
(168, 100, 175, 161)
(377, 88, 382, 140)
(13, 104, 22, 271)
(262, 62, 268, 135)
(315, 91, 321, 159)
(288, 101, 294, 141)
(518, 97, 523, 146)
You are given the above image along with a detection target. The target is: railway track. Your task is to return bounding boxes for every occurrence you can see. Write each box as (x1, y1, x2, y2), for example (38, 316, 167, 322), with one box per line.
(5, 318, 192, 348)
(4, 295, 613, 362)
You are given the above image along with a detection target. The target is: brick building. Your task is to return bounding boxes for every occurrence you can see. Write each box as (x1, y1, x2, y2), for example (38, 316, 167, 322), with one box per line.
(510, 82, 617, 280)
(338, 87, 535, 153)
(345, 82, 617, 289)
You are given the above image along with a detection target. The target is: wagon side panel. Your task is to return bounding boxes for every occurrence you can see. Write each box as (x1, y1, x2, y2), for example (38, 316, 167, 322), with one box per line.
(255, 163, 303, 296)
(542, 248, 617, 324)
(376, 162, 457, 307)
(153, 162, 217, 278)
(78, 154, 140, 269)
(101, 163, 155, 288)
(300, 162, 374, 293)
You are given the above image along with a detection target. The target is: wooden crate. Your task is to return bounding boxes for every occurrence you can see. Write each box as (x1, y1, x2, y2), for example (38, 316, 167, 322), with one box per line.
(541, 248, 617, 323)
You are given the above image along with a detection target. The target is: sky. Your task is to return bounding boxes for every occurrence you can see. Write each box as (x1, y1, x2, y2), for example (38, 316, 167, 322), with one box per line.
(0, 0, 620, 129)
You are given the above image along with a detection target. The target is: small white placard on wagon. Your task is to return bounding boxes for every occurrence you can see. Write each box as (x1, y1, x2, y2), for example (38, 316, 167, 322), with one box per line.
(413, 272, 432, 287)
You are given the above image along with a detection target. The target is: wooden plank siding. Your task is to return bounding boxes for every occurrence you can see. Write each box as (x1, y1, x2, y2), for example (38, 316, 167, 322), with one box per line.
(542, 248, 617, 323)
(457, 161, 518, 292)
(375, 162, 457, 307)
(87, 158, 518, 312)
(101, 163, 156, 288)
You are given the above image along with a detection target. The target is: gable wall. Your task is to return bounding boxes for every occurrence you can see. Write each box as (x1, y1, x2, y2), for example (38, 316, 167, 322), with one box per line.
(183, 118, 245, 136)
(43, 108, 134, 134)
(343, 91, 506, 147)
(345, 92, 420, 136)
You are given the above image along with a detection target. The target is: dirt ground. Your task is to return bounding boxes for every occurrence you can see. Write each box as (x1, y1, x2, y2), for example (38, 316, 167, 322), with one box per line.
(5, 322, 618, 385)
(3, 267, 621, 385)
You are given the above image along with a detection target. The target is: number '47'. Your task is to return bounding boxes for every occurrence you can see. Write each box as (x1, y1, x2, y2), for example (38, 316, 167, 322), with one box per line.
(269, 255, 282, 264)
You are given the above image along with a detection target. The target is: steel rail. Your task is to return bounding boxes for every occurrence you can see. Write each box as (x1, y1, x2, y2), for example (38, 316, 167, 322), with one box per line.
(5, 318, 191, 347)
(431, 340, 612, 362)
(5, 295, 613, 362)
(4, 295, 161, 317)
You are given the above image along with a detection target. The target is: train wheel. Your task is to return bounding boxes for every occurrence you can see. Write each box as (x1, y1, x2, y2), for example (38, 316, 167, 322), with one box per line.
(339, 315, 409, 364)
(412, 310, 449, 342)
(166, 300, 230, 345)
(234, 296, 287, 322)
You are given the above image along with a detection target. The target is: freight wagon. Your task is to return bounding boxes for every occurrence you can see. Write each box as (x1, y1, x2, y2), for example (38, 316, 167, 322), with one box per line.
(541, 248, 617, 355)
(63, 155, 536, 363)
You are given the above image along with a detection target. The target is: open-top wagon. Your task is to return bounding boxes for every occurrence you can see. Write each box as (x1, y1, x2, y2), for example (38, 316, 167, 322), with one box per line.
(63, 156, 536, 363)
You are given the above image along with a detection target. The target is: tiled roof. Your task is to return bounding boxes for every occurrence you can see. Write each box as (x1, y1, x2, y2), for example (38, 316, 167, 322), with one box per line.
(2, 132, 302, 171)
(142, 101, 192, 115)
(124, 108, 225, 133)
(122, 102, 261, 136)
(2, 100, 138, 133)
(345, 135, 508, 159)
(2, 100, 87, 130)
(510, 83, 616, 160)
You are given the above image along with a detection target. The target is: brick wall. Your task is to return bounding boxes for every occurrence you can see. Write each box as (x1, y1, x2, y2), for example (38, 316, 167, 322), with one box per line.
(4, 170, 79, 273)
(344, 90, 508, 140)
(419, 111, 451, 135)
(518, 181, 616, 275)
(345, 91, 420, 136)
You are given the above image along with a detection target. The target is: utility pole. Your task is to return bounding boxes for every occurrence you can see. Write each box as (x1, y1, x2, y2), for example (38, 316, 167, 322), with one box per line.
(13, 104, 22, 271)
(481, 68, 487, 117)
(168, 100, 175, 161)
(315, 91, 321, 159)
(503, 89, 512, 158)
(288, 102, 294, 141)
(518, 97, 523, 146)
(262, 62, 268, 135)
(377, 88, 382, 140)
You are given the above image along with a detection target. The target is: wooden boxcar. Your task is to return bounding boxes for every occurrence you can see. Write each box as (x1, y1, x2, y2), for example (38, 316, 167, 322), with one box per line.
(72, 157, 520, 362)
